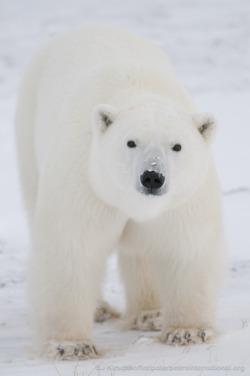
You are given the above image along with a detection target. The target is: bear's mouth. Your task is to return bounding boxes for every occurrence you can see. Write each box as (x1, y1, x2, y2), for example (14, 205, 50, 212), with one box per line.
(139, 187, 166, 196)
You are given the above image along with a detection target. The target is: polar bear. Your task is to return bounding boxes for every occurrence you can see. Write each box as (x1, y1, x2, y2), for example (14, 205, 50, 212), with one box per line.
(15, 25, 226, 359)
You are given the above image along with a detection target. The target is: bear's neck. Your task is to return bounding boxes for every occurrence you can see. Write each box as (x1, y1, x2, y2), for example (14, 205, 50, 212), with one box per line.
(84, 60, 197, 113)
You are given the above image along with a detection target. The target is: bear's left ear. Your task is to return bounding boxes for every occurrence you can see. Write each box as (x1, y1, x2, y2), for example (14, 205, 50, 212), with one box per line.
(193, 112, 218, 143)
(92, 104, 117, 132)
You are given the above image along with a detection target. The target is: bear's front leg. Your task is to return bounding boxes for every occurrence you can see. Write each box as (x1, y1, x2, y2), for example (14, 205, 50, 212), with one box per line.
(30, 185, 126, 360)
(153, 249, 224, 346)
(30, 219, 104, 359)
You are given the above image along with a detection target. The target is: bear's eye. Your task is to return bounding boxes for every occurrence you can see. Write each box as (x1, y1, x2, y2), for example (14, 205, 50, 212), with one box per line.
(127, 140, 137, 148)
(172, 144, 182, 152)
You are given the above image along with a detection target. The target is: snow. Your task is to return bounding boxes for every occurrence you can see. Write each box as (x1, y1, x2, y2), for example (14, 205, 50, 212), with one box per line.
(0, 0, 250, 375)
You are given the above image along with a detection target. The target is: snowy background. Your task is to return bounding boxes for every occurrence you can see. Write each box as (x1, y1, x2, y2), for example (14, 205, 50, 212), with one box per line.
(0, 0, 250, 375)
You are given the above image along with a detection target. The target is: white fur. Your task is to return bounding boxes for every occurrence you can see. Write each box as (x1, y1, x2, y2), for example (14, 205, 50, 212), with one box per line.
(15, 25, 226, 358)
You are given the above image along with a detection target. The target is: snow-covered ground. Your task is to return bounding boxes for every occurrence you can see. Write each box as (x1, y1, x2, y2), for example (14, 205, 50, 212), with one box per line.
(0, 0, 250, 375)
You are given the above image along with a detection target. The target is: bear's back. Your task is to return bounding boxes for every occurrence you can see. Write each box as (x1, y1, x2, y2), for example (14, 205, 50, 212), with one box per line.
(22, 26, 175, 163)
(38, 25, 173, 80)
(17, 26, 193, 174)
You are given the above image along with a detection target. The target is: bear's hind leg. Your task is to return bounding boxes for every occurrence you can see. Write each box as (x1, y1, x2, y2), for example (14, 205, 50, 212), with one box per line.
(94, 300, 120, 322)
(118, 228, 162, 331)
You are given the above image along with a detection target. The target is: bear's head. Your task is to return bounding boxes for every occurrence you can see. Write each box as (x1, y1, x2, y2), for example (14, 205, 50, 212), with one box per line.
(89, 99, 217, 222)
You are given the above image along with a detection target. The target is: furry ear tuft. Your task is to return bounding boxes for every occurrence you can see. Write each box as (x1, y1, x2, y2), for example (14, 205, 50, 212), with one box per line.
(92, 104, 117, 132)
(193, 112, 218, 143)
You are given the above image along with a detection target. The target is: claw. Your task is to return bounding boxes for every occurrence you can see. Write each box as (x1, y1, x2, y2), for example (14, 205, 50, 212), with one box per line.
(165, 332, 171, 342)
(74, 347, 79, 356)
(173, 334, 181, 343)
(199, 330, 207, 341)
(57, 345, 64, 356)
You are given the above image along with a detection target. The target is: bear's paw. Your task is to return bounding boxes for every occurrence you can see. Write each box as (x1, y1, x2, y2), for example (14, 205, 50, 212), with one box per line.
(41, 340, 98, 360)
(134, 309, 163, 331)
(161, 327, 216, 346)
(94, 301, 120, 322)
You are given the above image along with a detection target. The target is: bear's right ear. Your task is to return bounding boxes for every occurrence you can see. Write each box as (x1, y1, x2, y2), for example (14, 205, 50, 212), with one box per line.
(92, 104, 117, 132)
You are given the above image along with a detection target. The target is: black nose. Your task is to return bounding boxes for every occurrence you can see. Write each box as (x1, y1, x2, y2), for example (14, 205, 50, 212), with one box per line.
(140, 170, 165, 190)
